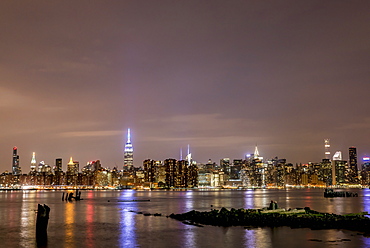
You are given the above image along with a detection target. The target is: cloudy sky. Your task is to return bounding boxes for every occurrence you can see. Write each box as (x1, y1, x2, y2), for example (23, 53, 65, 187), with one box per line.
(1, 1, 369, 172)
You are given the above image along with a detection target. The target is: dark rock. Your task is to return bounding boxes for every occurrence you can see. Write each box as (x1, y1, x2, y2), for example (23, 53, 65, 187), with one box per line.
(169, 207, 370, 236)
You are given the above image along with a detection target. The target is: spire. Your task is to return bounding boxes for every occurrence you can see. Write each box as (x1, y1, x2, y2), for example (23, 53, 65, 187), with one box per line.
(68, 157, 74, 165)
(254, 145, 259, 158)
(180, 148, 183, 160)
(186, 144, 192, 165)
(127, 128, 131, 143)
(31, 152, 36, 164)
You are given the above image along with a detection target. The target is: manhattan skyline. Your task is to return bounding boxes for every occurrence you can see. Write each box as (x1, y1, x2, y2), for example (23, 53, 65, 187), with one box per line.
(0, 1, 369, 172)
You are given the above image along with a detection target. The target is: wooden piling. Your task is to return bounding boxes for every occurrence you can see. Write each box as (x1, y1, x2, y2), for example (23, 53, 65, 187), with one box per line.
(36, 204, 50, 247)
(68, 193, 74, 201)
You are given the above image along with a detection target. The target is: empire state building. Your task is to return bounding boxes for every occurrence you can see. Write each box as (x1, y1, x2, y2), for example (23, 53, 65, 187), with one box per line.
(123, 128, 134, 170)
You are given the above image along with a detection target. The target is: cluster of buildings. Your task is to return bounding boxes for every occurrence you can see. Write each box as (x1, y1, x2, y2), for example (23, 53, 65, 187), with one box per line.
(1, 132, 370, 189)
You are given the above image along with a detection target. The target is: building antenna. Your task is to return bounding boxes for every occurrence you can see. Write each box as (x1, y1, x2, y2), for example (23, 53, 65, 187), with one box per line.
(127, 128, 131, 143)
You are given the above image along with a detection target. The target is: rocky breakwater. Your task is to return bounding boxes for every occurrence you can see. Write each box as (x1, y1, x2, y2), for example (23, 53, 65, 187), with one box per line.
(169, 207, 370, 236)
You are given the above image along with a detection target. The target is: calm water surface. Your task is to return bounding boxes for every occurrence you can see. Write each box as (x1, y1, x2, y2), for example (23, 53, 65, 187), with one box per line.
(1, 188, 370, 248)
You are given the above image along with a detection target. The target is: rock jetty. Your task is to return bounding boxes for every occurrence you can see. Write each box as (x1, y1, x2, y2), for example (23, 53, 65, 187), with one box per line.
(324, 189, 358, 197)
(169, 207, 370, 236)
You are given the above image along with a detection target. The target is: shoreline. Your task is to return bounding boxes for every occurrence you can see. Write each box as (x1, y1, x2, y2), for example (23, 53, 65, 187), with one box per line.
(0, 185, 366, 191)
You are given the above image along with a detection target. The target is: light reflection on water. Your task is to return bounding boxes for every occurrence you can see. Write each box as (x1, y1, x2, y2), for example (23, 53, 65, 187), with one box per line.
(65, 198, 76, 247)
(20, 191, 35, 247)
(243, 190, 254, 209)
(183, 191, 195, 248)
(84, 192, 94, 248)
(118, 190, 138, 247)
(0, 189, 370, 247)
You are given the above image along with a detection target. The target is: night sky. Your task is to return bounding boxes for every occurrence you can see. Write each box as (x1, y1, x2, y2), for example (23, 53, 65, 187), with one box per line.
(1, 1, 369, 172)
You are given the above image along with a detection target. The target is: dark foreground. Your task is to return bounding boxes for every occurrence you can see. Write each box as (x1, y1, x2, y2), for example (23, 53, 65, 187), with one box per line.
(169, 207, 370, 236)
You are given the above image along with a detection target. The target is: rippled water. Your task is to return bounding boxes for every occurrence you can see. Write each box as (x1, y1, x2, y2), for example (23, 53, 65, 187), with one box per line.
(1, 188, 370, 248)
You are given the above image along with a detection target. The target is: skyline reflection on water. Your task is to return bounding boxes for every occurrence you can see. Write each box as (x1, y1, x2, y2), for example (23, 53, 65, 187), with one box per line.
(0, 189, 369, 247)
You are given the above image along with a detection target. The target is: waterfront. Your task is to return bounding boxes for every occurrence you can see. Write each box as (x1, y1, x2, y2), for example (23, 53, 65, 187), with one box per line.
(1, 189, 370, 248)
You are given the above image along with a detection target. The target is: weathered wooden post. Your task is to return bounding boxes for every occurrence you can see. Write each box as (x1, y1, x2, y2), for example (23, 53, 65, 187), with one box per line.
(68, 192, 74, 201)
(36, 204, 50, 246)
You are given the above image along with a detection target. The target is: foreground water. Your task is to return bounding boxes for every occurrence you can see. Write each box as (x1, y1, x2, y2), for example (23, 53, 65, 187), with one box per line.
(1, 188, 370, 248)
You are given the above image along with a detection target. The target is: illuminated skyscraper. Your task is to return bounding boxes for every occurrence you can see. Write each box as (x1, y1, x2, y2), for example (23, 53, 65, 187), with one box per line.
(54, 158, 63, 185)
(185, 144, 192, 166)
(67, 157, 79, 175)
(320, 159, 332, 185)
(322, 139, 332, 184)
(332, 151, 346, 185)
(177, 159, 188, 188)
(349, 147, 358, 171)
(348, 147, 358, 183)
(332, 159, 347, 185)
(124, 128, 134, 170)
(164, 158, 176, 188)
(324, 139, 330, 160)
(55, 158, 63, 173)
(66, 157, 79, 185)
(30, 152, 37, 173)
(12, 146, 21, 175)
(143, 159, 157, 183)
(220, 158, 230, 175)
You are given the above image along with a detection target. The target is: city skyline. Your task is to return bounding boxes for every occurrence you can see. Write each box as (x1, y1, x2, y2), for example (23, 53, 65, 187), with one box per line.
(2, 139, 370, 174)
(1, 1, 370, 172)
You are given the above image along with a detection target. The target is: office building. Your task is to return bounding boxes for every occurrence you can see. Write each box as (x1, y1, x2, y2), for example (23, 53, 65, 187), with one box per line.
(12, 146, 21, 176)
(55, 158, 63, 173)
(348, 147, 358, 183)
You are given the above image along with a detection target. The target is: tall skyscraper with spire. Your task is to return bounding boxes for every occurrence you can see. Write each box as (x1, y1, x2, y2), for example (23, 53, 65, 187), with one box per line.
(30, 152, 37, 173)
(124, 128, 134, 170)
(324, 139, 331, 160)
(67, 157, 79, 175)
(66, 157, 79, 185)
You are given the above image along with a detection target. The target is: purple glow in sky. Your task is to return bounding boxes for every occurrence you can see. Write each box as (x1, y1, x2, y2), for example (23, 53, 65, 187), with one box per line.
(1, 1, 370, 172)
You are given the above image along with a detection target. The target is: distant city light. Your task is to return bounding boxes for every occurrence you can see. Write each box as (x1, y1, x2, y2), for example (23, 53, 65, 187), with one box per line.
(363, 157, 370, 161)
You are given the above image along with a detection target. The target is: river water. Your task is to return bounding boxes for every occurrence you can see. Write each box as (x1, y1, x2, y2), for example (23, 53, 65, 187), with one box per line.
(1, 188, 370, 248)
